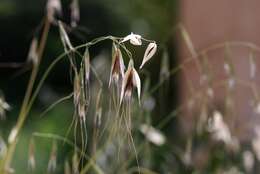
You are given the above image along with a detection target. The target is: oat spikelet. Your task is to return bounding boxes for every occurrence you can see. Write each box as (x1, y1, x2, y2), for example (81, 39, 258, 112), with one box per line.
(109, 43, 125, 87)
(120, 59, 141, 105)
(83, 47, 90, 82)
(27, 37, 38, 66)
(58, 21, 74, 52)
(140, 42, 157, 69)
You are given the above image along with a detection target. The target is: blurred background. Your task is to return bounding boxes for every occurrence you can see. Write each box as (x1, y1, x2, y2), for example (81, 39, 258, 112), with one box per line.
(1, 0, 260, 174)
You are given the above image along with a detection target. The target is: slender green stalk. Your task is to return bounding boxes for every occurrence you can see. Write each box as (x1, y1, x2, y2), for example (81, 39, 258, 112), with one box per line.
(0, 17, 50, 173)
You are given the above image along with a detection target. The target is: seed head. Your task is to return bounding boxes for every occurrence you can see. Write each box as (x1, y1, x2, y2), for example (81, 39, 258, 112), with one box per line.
(109, 43, 125, 87)
(140, 42, 157, 69)
(58, 21, 74, 52)
(84, 47, 90, 82)
(27, 37, 38, 66)
(120, 59, 141, 105)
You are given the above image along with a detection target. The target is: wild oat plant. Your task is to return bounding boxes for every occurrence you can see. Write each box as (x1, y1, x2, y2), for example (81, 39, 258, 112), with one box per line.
(1, 0, 260, 174)
(0, 0, 158, 173)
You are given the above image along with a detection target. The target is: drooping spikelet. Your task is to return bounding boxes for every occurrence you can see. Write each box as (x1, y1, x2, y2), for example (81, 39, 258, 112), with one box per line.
(109, 43, 125, 87)
(140, 42, 157, 69)
(120, 59, 141, 105)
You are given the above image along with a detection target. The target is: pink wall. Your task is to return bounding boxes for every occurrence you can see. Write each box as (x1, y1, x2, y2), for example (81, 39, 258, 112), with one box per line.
(178, 0, 260, 140)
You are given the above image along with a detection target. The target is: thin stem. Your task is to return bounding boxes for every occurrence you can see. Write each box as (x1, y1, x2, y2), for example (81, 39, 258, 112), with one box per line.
(0, 17, 50, 173)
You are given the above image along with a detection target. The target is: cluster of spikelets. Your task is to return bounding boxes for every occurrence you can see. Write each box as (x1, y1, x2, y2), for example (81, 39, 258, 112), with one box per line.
(27, 0, 158, 123)
(58, 22, 157, 119)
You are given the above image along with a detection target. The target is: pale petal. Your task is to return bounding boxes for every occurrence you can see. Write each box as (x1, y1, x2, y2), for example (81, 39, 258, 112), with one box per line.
(140, 42, 157, 69)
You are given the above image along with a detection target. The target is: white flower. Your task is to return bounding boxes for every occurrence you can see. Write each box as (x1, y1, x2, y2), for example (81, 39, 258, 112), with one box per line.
(140, 124, 166, 146)
(121, 32, 142, 46)
(140, 42, 157, 69)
